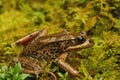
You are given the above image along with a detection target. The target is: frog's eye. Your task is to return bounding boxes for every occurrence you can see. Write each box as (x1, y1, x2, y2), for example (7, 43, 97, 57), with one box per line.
(78, 36, 85, 41)
(77, 36, 85, 43)
(78, 36, 83, 40)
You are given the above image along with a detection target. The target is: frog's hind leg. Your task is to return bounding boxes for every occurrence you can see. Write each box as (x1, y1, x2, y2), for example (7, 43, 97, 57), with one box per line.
(19, 57, 42, 78)
(19, 56, 57, 80)
(13, 29, 48, 45)
(30, 29, 48, 44)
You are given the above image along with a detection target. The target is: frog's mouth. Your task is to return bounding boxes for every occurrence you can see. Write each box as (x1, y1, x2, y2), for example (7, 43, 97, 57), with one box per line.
(65, 39, 94, 51)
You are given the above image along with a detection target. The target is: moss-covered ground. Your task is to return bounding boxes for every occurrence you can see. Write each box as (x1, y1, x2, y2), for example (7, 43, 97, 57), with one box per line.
(0, 0, 120, 80)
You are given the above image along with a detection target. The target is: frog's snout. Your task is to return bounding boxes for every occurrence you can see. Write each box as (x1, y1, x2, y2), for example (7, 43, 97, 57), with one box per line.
(87, 39, 94, 47)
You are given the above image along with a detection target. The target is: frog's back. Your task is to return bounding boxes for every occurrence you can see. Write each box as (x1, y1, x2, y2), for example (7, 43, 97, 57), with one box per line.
(20, 31, 93, 61)
(20, 32, 80, 61)
(21, 40, 75, 61)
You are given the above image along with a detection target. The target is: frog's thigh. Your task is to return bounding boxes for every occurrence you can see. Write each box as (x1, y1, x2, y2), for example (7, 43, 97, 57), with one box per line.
(14, 29, 48, 45)
(31, 29, 48, 43)
(56, 53, 79, 77)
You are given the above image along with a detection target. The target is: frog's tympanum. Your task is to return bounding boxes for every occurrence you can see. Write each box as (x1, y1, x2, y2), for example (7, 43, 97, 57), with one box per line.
(12, 29, 94, 79)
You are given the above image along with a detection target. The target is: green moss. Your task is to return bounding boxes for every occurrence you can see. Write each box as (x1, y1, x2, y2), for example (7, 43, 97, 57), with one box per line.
(0, 0, 120, 80)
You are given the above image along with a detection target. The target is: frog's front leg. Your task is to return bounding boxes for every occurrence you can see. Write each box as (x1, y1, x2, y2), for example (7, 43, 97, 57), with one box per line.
(56, 53, 80, 77)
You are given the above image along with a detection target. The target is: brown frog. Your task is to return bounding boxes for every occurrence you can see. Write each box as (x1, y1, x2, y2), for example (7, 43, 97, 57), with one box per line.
(12, 29, 94, 79)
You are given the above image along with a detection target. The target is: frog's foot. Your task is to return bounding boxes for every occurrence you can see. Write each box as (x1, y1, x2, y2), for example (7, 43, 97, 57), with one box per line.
(13, 29, 48, 45)
(22, 68, 40, 78)
(56, 53, 83, 78)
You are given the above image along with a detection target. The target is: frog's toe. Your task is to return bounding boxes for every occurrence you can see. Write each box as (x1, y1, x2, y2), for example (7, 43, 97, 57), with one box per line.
(47, 71, 57, 80)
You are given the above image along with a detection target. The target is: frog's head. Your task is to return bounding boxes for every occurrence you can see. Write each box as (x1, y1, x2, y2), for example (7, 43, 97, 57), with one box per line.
(66, 31, 94, 51)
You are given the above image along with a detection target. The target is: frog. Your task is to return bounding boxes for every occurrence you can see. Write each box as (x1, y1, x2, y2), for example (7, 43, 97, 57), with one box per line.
(12, 29, 94, 79)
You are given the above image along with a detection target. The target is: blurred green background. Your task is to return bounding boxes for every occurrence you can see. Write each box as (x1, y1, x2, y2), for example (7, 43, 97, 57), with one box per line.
(0, 0, 120, 80)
